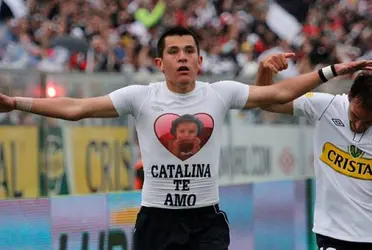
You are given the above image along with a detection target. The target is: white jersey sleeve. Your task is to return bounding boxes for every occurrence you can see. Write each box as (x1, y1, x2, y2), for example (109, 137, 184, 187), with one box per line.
(293, 92, 336, 123)
(109, 85, 150, 117)
(210, 80, 250, 109)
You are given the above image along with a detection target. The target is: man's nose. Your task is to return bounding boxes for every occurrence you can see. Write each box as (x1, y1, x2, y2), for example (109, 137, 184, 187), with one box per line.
(177, 51, 187, 62)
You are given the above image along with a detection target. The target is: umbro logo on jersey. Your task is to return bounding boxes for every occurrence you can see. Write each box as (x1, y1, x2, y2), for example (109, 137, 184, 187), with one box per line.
(151, 106, 164, 112)
(331, 118, 344, 127)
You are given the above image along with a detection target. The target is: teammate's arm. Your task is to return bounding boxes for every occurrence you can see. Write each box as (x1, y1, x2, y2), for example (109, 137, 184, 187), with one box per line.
(257, 101, 294, 115)
(250, 54, 294, 115)
(244, 59, 372, 109)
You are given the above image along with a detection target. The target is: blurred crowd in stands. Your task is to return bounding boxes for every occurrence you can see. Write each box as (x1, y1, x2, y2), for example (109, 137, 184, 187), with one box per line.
(0, 0, 370, 78)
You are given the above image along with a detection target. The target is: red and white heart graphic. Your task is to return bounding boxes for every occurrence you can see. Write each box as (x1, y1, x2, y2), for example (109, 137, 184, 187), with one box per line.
(154, 113, 214, 161)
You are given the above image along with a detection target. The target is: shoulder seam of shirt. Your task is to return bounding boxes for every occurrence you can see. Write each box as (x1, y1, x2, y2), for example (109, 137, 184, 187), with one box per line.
(135, 84, 153, 120)
(318, 95, 336, 121)
(209, 82, 228, 110)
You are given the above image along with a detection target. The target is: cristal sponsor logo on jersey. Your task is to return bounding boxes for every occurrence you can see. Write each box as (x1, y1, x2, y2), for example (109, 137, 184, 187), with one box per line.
(320, 142, 372, 180)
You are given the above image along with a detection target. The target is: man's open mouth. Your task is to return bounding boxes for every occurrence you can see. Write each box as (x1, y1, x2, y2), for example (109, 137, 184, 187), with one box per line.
(177, 66, 190, 72)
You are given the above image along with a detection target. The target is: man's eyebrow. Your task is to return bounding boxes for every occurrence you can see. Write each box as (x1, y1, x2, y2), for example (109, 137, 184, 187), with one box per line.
(167, 45, 196, 49)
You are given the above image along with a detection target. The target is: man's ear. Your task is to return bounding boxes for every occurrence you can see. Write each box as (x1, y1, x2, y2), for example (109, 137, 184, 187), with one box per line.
(154, 57, 164, 73)
(197, 55, 203, 74)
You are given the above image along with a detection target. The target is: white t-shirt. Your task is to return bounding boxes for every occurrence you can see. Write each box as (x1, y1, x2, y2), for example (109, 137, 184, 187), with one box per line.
(294, 92, 372, 242)
(109, 81, 249, 209)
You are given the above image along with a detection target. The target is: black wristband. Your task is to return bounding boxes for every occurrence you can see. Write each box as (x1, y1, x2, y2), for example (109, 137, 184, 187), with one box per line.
(318, 65, 338, 83)
(331, 64, 338, 76)
(318, 69, 328, 83)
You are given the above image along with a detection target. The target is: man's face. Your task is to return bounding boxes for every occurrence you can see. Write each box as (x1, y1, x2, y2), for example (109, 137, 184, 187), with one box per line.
(348, 97, 372, 133)
(155, 35, 202, 89)
(176, 122, 198, 140)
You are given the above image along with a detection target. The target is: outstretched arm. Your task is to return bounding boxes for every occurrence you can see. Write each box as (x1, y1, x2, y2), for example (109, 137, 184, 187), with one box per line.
(0, 84, 148, 120)
(0, 90, 120, 121)
(0, 95, 119, 121)
(244, 57, 372, 110)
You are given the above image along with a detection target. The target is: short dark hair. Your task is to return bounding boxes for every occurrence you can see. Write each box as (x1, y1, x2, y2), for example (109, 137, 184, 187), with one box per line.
(349, 71, 372, 110)
(170, 114, 204, 136)
(157, 26, 200, 58)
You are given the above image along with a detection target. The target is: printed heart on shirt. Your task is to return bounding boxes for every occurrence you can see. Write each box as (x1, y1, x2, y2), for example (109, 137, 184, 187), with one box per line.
(154, 113, 214, 161)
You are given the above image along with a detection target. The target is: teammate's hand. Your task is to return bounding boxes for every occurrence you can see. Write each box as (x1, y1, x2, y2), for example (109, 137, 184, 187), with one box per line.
(0, 93, 15, 112)
(335, 60, 372, 75)
(260, 53, 296, 74)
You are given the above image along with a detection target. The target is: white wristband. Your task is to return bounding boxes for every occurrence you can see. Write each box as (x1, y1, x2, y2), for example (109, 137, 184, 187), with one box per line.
(322, 66, 335, 81)
(15, 97, 33, 112)
(318, 65, 338, 83)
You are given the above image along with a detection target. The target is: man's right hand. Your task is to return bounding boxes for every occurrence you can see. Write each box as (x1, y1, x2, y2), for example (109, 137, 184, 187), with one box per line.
(0, 93, 15, 112)
(335, 60, 372, 75)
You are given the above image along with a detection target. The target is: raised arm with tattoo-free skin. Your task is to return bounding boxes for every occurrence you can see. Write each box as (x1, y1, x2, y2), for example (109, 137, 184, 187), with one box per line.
(248, 55, 372, 111)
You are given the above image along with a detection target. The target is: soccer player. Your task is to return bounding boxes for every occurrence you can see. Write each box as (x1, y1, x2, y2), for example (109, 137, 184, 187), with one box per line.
(255, 62, 372, 250)
(0, 26, 371, 250)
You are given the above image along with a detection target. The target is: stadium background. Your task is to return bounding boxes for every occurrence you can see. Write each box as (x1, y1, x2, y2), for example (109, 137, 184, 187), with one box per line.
(0, 0, 371, 249)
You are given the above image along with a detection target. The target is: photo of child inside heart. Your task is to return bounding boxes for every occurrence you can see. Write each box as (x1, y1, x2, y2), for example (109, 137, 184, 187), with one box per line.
(168, 114, 203, 158)
(154, 113, 214, 161)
